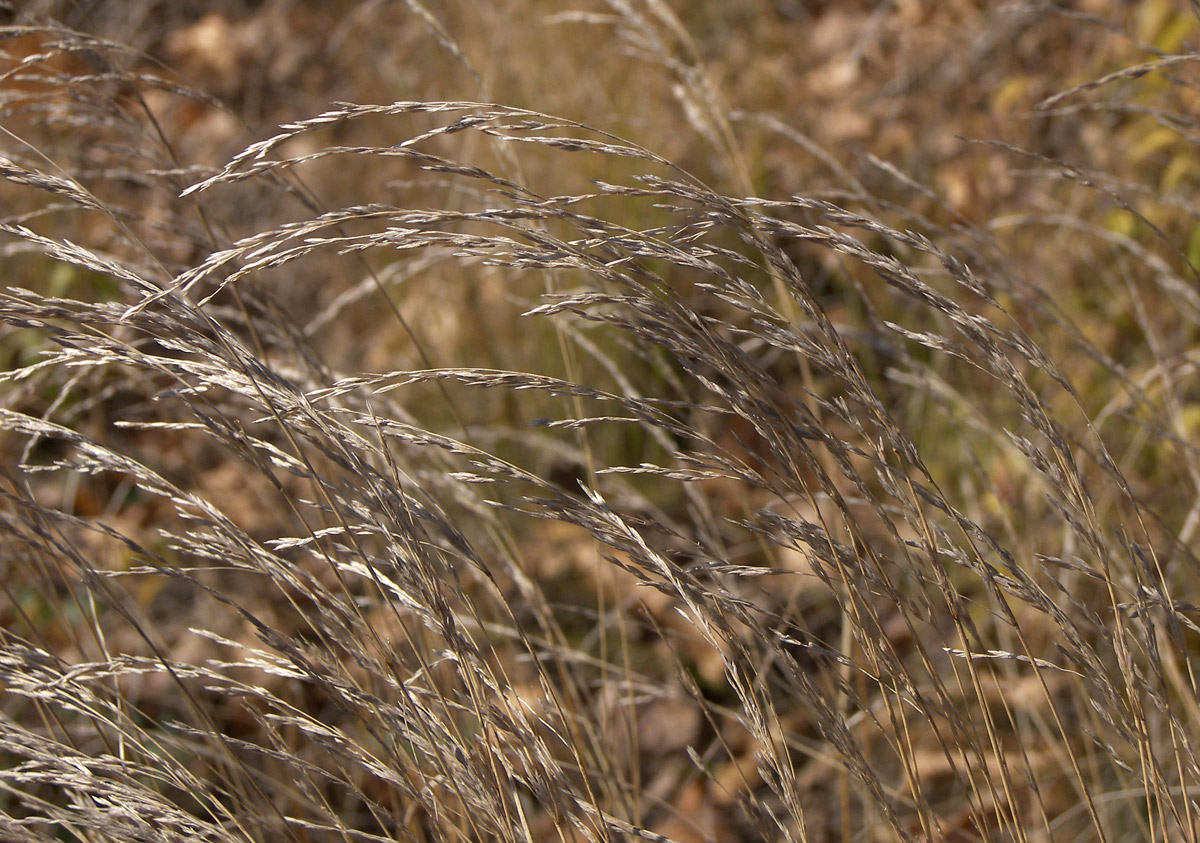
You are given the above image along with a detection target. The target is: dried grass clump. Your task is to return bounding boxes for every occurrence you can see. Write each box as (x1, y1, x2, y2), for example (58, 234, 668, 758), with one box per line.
(2, 3, 1200, 842)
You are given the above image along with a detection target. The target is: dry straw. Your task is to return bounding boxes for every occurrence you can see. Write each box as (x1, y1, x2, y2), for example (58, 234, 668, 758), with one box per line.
(1, 3, 1199, 842)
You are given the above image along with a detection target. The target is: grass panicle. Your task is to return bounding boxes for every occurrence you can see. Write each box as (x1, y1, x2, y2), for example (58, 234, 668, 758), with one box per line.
(3, 3, 1200, 842)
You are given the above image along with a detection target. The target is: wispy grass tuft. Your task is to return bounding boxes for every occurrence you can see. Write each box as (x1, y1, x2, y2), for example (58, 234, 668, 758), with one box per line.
(3, 4, 1200, 842)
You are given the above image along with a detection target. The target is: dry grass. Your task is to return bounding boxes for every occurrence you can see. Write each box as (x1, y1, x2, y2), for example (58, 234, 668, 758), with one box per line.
(2, 2, 1200, 841)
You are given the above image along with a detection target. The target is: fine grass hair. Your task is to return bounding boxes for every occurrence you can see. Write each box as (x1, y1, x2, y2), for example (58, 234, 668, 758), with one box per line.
(2, 3, 1200, 842)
